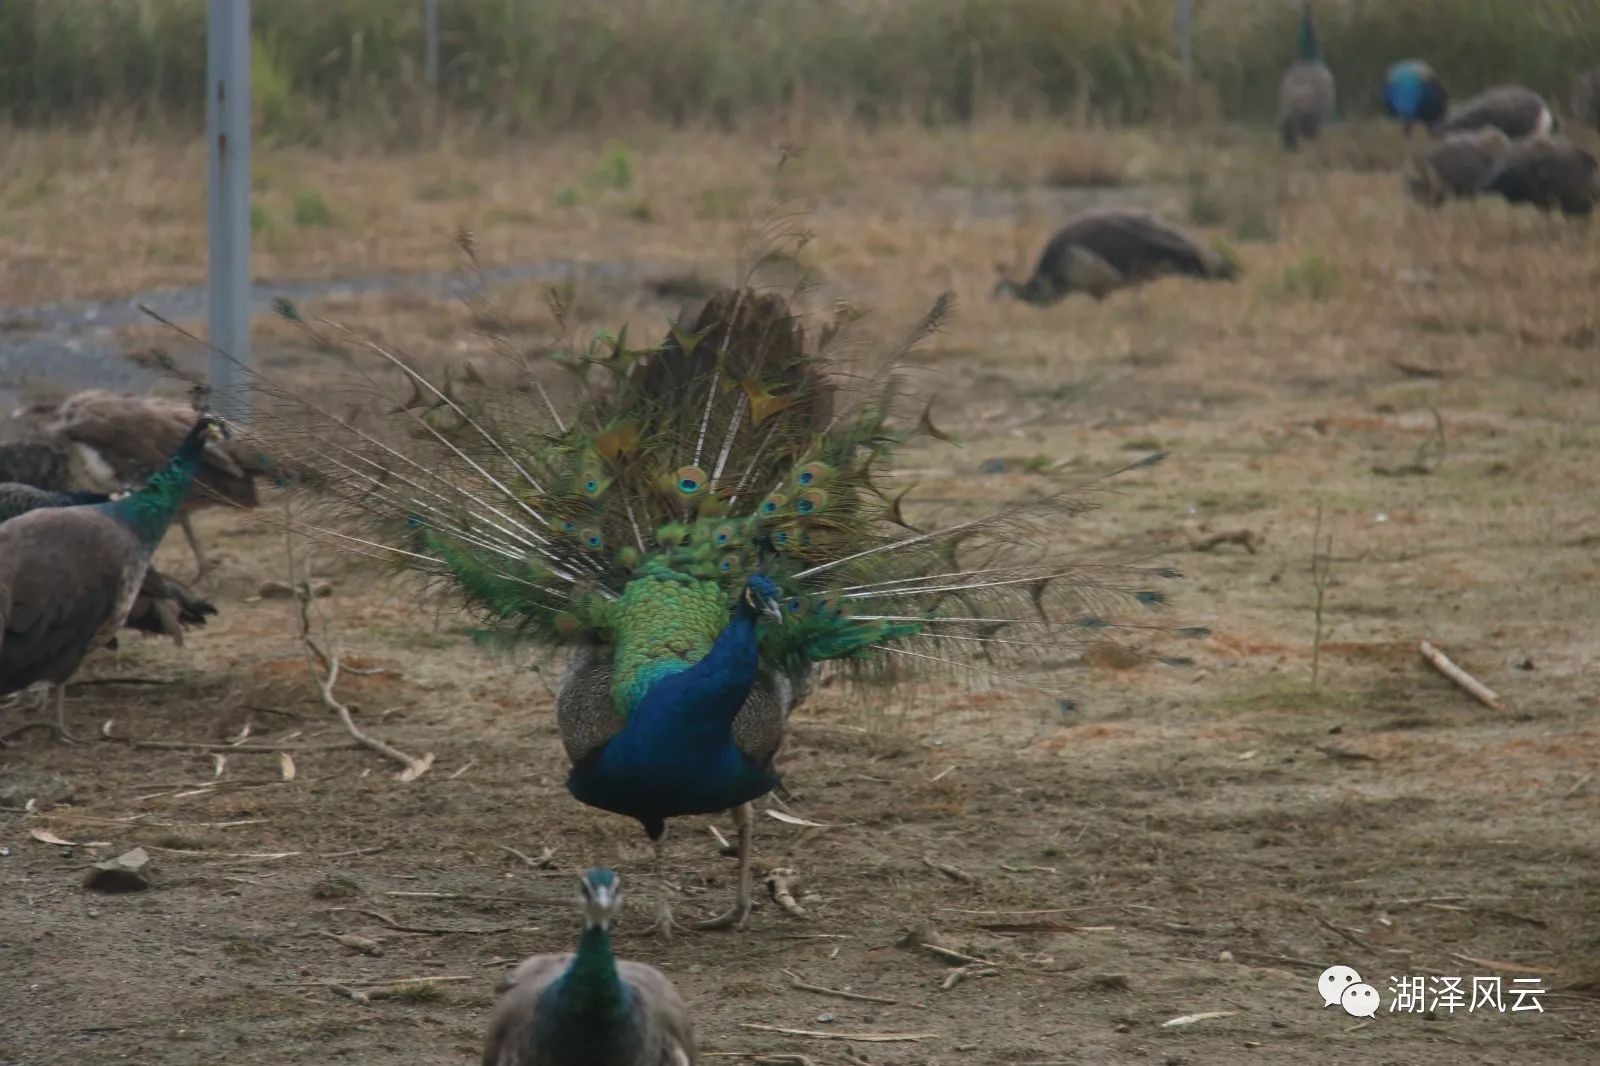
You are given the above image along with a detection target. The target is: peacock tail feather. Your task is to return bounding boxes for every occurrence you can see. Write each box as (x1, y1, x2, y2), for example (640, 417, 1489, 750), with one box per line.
(197, 285, 1198, 715)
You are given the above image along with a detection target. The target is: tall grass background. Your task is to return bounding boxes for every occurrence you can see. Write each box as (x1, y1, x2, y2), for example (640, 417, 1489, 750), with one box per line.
(1, 0, 1596, 141)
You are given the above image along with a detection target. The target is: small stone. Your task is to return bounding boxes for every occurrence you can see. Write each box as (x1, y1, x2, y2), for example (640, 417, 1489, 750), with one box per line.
(1087, 972, 1130, 991)
(83, 847, 150, 893)
(257, 580, 296, 599)
(86, 909, 99, 919)
(1217, 950, 1234, 963)
(816, 1012, 835, 1024)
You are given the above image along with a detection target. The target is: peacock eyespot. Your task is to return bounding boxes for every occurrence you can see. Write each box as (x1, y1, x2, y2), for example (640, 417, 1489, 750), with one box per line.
(786, 597, 802, 612)
(796, 488, 828, 514)
(584, 479, 600, 494)
(562, 519, 578, 532)
(797, 461, 832, 487)
(760, 492, 786, 515)
(718, 553, 739, 573)
(580, 527, 604, 549)
(674, 465, 708, 495)
(714, 523, 736, 545)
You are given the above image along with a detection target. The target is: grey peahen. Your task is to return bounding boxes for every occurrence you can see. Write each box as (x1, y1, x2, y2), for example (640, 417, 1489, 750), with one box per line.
(0, 416, 226, 740)
(223, 286, 1197, 934)
(1405, 127, 1512, 206)
(1277, 1, 1337, 150)
(994, 208, 1238, 306)
(10, 389, 281, 578)
(0, 482, 218, 646)
(1434, 85, 1555, 141)
(482, 868, 696, 1065)
(1479, 134, 1600, 217)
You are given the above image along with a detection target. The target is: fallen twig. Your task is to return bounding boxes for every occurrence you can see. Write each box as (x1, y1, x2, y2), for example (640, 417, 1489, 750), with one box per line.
(1187, 529, 1258, 554)
(1420, 640, 1501, 709)
(940, 963, 998, 991)
(896, 927, 999, 968)
(499, 844, 556, 869)
(765, 868, 808, 918)
(1314, 744, 1380, 764)
(739, 1024, 937, 1043)
(783, 970, 903, 1006)
(320, 931, 384, 956)
(328, 906, 525, 936)
(921, 856, 977, 884)
(298, 589, 434, 780)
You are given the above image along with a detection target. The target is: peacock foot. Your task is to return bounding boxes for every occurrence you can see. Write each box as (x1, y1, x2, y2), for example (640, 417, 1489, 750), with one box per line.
(645, 900, 688, 940)
(691, 897, 752, 932)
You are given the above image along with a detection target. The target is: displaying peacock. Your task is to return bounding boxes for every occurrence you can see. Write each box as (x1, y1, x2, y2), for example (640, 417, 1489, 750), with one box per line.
(0, 482, 219, 647)
(1277, 1, 1337, 151)
(482, 868, 696, 1065)
(0, 416, 226, 741)
(225, 286, 1196, 933)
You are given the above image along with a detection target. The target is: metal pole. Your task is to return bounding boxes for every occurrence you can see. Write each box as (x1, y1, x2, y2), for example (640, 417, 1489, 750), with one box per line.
(1177, 0, 1193, 86)
(424, 0, 440, 88)
(207, 0, 252, 423)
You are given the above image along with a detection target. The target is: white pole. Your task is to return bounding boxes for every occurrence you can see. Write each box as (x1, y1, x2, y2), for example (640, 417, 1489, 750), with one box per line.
(425, 0, 440, 88)
(1177, 0, 1193, 86)
(207, 0, 252, 423)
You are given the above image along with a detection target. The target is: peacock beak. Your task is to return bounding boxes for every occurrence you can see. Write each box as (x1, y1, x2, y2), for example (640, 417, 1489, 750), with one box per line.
(762, 597, 783, 623)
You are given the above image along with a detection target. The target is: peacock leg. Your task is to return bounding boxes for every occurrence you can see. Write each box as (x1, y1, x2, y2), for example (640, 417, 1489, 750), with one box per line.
(51, 684, 80, 744)
(693, 802, 754, 931)
(179, 512, 210, 580)
(645, 826, 685, 939)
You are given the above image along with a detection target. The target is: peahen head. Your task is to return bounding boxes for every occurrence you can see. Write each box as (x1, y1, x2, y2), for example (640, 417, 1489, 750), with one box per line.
(578, 868, 623, 929)
(740, 573, 783, 622)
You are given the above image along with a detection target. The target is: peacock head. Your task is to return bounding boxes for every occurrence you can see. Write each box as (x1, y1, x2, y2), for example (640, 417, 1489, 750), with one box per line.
(578, 868, 622, 929)
(741, 573, 783, 622)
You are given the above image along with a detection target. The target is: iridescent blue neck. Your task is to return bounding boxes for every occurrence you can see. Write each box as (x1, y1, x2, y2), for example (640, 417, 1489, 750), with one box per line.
(631, 599, 762, 735)
(1298, 7, 1318, 60)
(100, 424, 209, 550)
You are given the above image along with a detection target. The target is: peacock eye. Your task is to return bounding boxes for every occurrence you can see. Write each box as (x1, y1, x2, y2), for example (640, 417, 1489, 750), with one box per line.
(796, 488, 828, 514)
(584, 479, 600, 493)
(563, 520, 578, 532)
(580, 527, 603, 549)
(771, 529, 789, 545)
(674, 465, 707, 495)
(797, 461, 831, 487)
(714, 523, 735, 545)
(719, 553, 738, 573)
(786, 597, 801, 612)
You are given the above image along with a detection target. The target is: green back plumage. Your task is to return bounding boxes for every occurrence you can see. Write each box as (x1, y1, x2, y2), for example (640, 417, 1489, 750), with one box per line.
(235, 286, 1197, 713)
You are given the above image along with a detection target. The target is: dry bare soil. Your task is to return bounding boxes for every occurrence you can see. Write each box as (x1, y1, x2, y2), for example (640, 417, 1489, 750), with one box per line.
(2, 121, 1598, 1064)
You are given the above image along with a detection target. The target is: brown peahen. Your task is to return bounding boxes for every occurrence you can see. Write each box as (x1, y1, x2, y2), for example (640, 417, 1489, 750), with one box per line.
(1479, 135, 1600, 217)
(0, 416, 226, 740)
(1405, 127, 1512, 206)
(994, 208, 1238, 306)
(225, 286, 1199, 934)
(0, 482, 218, 647)
(10, 389, 280, 578)
(482, 869, 696, 1065)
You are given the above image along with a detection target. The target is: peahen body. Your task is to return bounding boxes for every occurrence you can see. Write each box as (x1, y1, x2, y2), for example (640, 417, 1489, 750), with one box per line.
(10, 390, 282, 578)
(0, 481, 218, 646)
(1479, 135, 1600, 217)
(0, 416, 224, 740)
(236, 287, 1195, 933)
(995, 208, 1238, 306)
(1435, 85, 1555, 141)
(1405, 127, 1512, 206)
(1277, 2, 1336, 150)
(482, 868, 696, 1065)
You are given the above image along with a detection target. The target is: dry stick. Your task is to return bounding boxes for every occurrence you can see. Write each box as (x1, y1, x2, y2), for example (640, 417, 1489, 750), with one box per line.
(940, 963, 999, 991)
(1187, 529, 1258, 554)
(498, 844, 556, 869)
(1309, 504, 1333, 690)
(1419, 640, 1502, 709)
(329, 906, 524, 936)
(766, 868, 808, 918)
(782, 970, 904, 1006)
(922, 856, 977, 884)
(282, 501, 434, 780)
(118, 738, 361, 753)
(739, 1024, 938, 1043)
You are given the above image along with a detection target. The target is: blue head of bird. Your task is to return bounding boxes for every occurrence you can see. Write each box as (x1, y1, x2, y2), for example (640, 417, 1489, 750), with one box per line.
(741, 572, 784, 622)
(579, 868, 623, 929)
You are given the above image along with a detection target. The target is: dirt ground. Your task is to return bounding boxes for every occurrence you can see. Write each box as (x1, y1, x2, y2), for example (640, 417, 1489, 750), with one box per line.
(2, 121, 1599, 1065)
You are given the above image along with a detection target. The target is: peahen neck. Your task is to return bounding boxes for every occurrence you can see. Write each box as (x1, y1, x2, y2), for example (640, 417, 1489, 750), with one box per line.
(1298, 6, 1318, 60)
(100, 424, 209, 550)
(545, 924, 632, 1029)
